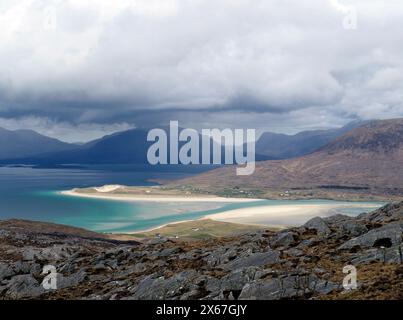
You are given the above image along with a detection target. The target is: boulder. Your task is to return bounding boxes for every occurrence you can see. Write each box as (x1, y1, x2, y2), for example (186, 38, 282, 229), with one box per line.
(351, 245, 403, 264)
(270, 232, 297, 248)
(324, 214, 369, 237)
(304, 217, 331, 235)
(359, 202, 403, 223)
(4, 275, 45, 299)
(239, 274, 337, 300)
(284, 248, 304, 257)
(0, 263, 15, 282)
(131, 271, 198, 300)
(58, 270, 88, 289)
(220, 267, 260, 292)
(221, 250, 280, 270)
(339, 222, 402, 250)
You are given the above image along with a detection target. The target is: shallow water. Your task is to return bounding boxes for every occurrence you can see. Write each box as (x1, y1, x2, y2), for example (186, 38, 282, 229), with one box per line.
(0, 167, 385, 233)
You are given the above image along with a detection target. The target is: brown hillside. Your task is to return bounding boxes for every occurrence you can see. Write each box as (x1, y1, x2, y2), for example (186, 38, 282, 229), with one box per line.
(168, 119, 403, 195)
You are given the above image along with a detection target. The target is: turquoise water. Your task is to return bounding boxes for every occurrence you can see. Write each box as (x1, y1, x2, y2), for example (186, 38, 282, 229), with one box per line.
(0, 167, 385, 233)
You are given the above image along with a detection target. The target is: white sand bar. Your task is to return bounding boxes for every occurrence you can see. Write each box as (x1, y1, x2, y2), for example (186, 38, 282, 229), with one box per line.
(205, 203, 382, 227)
(60, 189, 261, 203)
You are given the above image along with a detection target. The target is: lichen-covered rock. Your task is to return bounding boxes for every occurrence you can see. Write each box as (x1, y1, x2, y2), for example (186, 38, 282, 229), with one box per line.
(350, 245, 402, 264)
(304, 217, 331, 235)
(270, 231, 297, 248)
(131, 271, 199, 300)
(238, 274, 337, 300)
(324, 214, 369, 237)
(0, 263, 15, 281)
(339, 222, 403, 250)
(221, 250, 280, 270)
(3, 275, 45, 299)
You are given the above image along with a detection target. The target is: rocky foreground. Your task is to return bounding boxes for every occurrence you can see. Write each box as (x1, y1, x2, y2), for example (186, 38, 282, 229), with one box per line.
(0, 202, 402, 300)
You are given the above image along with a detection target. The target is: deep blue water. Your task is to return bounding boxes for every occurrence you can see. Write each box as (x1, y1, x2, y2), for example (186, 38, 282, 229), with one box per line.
(0, 167, 385, 233)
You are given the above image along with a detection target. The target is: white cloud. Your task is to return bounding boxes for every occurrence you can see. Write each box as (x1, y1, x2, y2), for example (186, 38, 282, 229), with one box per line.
(0, 0, 402, 136)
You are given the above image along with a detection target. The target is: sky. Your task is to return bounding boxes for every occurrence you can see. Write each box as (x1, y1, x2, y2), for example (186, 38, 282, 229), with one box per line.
(0, 0, 402, 142)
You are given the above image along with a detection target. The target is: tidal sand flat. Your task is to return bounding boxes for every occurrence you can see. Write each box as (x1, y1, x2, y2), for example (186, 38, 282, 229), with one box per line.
(61, 185, 384, 233)
(205, 202, 383, 227)
(61, 186, 261, 203)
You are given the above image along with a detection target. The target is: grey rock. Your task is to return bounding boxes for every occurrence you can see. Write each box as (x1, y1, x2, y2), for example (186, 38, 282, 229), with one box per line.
(221, 248, 239, 263)
(325, 215, 369, 237)
(132, 263, 148, 273)
(0, 263, 15, 281)
(203, 247, 231, 267)
(304, 217, 331, 235)
(270, 232, 297, 248)
(314, 279, 340, 295)
(323, 214, 352, 224)
(58, 270, 87, 289)
(296, 238, 317, 249)
(179, 249, 201, 260)
(94, 263, 108, 271)
(4, 275, 45, 299)
(180, 289, 203, 300)
(13, 261, 42, 276)
(351, 245, 403, 264)
(157, 247, 181, 257)
(359, 202, 403, 223)
(302, 255, 320, 263)
(105, 259, 119, 269)
(221, 250, 280, 270)
(22, 245, 74, 261)
(284, 248, 304, 257)
(239, 274, 337, 300)
(194, 275, 221, 294)
(131, 271, 198, 300)
(239, 278, 295, 300)
(59, 260, 78, 274)
(220, 267, 260, 292)
(340, 221, 368, 237)
(339, 222, 402, 250)
(147, 237, 169, 245)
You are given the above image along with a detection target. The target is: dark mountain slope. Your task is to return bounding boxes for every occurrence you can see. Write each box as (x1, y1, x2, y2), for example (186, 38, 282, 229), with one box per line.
(170, 119, 403, 195)
(0, 128, 76, 160)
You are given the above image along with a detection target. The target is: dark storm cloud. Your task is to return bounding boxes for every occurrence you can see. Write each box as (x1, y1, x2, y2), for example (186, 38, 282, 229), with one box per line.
(0, 0, 402, 141)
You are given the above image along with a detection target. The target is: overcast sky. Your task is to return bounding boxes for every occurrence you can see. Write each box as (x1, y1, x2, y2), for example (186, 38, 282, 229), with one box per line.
(0, 0, 402, 142)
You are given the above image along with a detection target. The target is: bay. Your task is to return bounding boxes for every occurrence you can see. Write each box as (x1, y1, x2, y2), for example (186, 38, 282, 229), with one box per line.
(0, 166, 384, 233)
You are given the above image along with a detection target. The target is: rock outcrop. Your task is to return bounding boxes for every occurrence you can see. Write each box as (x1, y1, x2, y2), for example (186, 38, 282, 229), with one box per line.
(0, 202, 402, 300)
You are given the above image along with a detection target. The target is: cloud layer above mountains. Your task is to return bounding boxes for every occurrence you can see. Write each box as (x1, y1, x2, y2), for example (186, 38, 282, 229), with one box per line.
(0, 0, 402, 141)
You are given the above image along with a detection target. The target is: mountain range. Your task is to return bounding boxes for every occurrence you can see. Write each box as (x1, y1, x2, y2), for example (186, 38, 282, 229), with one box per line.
(0, 128, 76, 160)
(168, 118, 403, 196)
(0, 121, 366, 165)
(256, 120, 367, 159)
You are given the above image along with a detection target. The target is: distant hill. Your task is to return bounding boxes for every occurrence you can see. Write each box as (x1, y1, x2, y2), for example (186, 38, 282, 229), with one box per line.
(0, 120, 382, 168)
(2, 127, 271, 166)
(1, 128, 151, 165)
(0, 127, 76, 160)
(170, 119, 403, 195)
(255, 120, 367, 159)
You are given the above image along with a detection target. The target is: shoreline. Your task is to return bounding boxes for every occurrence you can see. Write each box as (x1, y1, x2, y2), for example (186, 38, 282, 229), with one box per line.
(60, 187, 384, 235)
(203, 202, 382, 225)
(60, 189, 262, 203)
(127, 202, 382, 234)
(129, 218, 282, 235)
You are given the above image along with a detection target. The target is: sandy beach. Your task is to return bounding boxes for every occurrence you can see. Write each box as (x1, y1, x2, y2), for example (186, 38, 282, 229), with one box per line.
(60, 186, 383, 233)
(204, 203, 382, 227)
(60, 189, 261, 203)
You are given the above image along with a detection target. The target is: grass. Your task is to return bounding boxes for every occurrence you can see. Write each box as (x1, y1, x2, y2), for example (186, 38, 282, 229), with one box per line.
(129, 219, 268, 240)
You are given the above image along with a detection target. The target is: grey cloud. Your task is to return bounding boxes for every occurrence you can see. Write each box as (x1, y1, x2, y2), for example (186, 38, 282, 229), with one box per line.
(0, 0, 402, 139)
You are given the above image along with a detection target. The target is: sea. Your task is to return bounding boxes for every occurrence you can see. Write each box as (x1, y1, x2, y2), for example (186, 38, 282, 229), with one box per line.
(0, 166, 385, 233)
